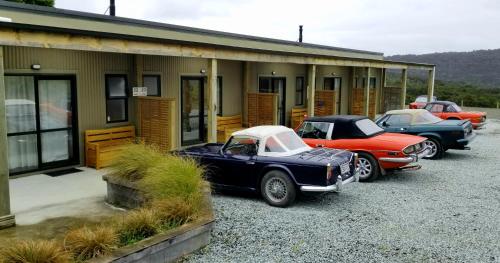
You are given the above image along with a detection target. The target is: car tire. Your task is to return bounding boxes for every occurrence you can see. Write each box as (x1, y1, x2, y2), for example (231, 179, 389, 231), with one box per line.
(357, 152, 379, 182)
(260, 170, 296, 207)
(423, 137, 443, 159)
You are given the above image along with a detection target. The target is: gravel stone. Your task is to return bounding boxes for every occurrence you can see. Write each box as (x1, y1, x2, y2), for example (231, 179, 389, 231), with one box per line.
(184, 120, 500, 262)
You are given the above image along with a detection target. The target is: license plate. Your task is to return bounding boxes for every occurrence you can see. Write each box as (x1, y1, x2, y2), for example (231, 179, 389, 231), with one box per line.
(340, 162, 350, 174)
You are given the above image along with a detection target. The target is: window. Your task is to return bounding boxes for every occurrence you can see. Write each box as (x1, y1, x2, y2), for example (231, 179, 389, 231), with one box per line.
(295, 77, 305, 106)
(385, 114, 412, 126)
(369, 77, 376, 89)
(414, 111, 442, 124)
(426, 104, 444, 113)
(356, 119, 384, 136)
(297, 122, 330, 139)
(224, 136, 258, 156)
(447, 104, 462, 112)
(265, 136, 286, 153)
(275, 131, 307, 151)
(105, 75, 128, 123)
(324, 77, 341, 91)
(143, 75, 161, 96)
(217, 76, 223, 116)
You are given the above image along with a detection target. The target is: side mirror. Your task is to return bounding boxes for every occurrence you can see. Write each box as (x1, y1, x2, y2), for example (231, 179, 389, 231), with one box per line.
(382, 121, 389, 127)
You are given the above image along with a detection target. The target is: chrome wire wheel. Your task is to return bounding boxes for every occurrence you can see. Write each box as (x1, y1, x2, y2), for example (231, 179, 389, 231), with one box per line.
(424, 140, 438, 158)
(357, 157, 373, 179)
(264, 177, 288, 203)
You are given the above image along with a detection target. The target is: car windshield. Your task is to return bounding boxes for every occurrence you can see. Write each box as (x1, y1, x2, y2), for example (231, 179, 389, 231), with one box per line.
(275, 131, 308, 151)
(450, 104, 462, 112)
(415, 96, 428, 103)
(356, 119, 384, 136)
(413, 110, 442, 124)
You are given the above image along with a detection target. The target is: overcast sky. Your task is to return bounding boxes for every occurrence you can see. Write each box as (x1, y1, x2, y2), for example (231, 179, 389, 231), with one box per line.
(55, 0, 500, 56)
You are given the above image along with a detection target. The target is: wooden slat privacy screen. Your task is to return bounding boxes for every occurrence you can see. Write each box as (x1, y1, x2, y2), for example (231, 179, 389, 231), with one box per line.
(247, 92, 278, 126)
(351, 88, 376, 119)
(136, 97, 176, 152)
(314, 90, 336, 117)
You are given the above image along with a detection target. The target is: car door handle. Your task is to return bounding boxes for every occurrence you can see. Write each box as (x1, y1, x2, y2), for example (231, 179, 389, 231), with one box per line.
(316, 144, 324, 147)
(400, 128, 407, 131)
(246, 161, 255, 165)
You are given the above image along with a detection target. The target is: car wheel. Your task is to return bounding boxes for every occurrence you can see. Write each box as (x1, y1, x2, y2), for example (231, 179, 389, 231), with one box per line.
(261, 170, 296, 207)
(356, 152, 379, 182)
(423, 137, 443, 159)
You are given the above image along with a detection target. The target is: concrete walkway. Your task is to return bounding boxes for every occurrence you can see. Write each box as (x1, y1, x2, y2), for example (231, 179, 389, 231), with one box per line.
(9, 167, 119, 225)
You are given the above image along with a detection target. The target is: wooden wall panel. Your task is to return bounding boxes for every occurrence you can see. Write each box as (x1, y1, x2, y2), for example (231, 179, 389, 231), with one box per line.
(247, 92, 277, 126)
(136, 97, 176, 152)
(314, 90, 336, 116)
(351, 87, 376, 118)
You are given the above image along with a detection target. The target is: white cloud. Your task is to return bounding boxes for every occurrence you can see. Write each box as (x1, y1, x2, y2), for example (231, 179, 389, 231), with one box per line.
(55, 0, 500, 55)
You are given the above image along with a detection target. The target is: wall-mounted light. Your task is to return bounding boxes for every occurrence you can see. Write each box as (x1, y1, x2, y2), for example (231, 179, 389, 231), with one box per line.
(271, 71, 276, 75)
(331, 72, 336, 76)
(31, 64, 41, 70)
(200, 69, 206, 74)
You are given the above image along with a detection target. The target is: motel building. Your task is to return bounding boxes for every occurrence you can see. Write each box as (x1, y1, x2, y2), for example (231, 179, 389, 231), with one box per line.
(0, 1, 436, 227)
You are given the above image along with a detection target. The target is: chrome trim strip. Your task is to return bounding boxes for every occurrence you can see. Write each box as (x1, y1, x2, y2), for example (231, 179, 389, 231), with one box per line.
(300, 174, 356, 192)
(379, 147, 430, 163)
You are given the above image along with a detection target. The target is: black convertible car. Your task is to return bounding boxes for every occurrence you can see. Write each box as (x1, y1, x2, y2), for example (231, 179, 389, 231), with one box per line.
(376, 109, 476, 159)
(179, 126, 359, 207)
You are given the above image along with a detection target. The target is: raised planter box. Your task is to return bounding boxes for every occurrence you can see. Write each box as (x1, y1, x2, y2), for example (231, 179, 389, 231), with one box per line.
(90, 217, 214, 263)
(101, 174, 215, 263)
(102, 174, 145, 209)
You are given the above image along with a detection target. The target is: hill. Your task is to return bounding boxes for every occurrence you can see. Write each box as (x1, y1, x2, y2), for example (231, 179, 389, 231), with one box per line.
(387, 49, 500, 88)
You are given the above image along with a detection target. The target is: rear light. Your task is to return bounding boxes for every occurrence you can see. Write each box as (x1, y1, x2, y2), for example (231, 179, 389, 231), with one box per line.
(326, 163, 333, 180)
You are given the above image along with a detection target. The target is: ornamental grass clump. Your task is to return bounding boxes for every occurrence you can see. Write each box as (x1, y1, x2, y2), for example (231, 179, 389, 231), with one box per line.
(150, 198, 197, 229)
(0, 240, 71, 263)
(109, 143, 164, 181)
(139, 155, 205, 211)
(115, 208, 160, 246)
(64, 226, 118, 261)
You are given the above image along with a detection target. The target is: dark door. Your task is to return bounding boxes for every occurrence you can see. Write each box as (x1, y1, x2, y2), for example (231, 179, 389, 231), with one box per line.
(5, 75, 79, 175)
(181, 77, 206, 146)
(259, 77, 286, 126)
(380, 114, 412, 133)
(219, 136, 259, 188)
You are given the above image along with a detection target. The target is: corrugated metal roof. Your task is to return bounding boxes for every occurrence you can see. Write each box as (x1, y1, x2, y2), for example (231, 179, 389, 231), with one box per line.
(0, 1, 385, 60)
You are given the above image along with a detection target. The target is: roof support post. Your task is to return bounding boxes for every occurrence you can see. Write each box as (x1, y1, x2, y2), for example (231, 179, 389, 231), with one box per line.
(400, 68, 408, 109)
(0, 46, 15, 229)
(207, 58, 218, 143)
(307, 64, 316, 117)
(427, 67, 435, 102)
(242, 61, 251, 125)
(364, 67, 371, 116)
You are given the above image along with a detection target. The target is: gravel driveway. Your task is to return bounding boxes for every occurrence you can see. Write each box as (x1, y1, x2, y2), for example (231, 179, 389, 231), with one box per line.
(185, 120, 500, 263)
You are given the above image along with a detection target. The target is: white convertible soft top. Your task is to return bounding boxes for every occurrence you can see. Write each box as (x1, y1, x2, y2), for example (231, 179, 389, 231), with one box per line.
(232, 125, 291, 139)
(231, 125, 312, 157)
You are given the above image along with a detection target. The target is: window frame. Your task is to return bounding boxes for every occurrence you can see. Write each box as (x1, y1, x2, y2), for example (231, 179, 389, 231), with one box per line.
(324, 77, 342, 91)
(105, 74, 129, 123)
(217, 76, 223, 116)
(142, 74, 161, 97)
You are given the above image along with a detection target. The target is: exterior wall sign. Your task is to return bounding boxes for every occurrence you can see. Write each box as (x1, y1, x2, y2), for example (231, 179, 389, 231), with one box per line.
(133, 87, 148, 96)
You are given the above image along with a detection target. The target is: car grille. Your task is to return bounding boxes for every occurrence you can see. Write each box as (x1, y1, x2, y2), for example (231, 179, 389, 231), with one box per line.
(340, 162, 350, 175)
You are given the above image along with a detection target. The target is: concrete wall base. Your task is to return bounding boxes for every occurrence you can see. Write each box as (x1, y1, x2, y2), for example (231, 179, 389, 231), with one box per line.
(0, 214, 15, 229)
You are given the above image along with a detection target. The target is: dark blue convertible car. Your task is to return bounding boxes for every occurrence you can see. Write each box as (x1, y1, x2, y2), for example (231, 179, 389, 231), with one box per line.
(179, 126, 359, 207)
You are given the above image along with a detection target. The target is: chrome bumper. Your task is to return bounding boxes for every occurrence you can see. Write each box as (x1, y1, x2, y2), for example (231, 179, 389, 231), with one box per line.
(300, 171, 359, 193)
(379, 147, 430, 163)
(472, 121, 486, 128)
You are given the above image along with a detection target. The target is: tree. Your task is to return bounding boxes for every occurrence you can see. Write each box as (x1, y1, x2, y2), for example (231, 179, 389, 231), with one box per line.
(6, 0, 54, 7)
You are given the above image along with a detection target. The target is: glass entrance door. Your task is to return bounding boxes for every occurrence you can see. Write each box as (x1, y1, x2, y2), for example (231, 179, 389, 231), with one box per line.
(181, 77, 206, 146)
(258, 77, 286, 125)
(5, 75, 78, 175)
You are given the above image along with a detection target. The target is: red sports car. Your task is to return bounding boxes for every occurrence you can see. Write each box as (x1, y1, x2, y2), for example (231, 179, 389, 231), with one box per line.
(424, 101, 486, 129)
(409, 95, 437, 109)
(296, 116, 429, 182)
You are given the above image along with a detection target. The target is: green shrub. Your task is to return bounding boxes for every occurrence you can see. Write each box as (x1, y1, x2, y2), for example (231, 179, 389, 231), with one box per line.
(64, 226, 118, 261)
(109, 143, 165, 181)
(116, 208, 160, 245)
(0, 240, 71, 263)
(139, 155, 205, 209)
